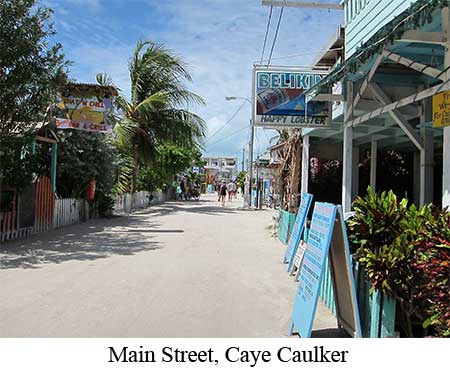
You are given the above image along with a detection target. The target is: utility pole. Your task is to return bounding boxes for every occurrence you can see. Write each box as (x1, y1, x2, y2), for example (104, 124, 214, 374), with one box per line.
(242, 146, 245, 172)
(247, 120, 254, 208)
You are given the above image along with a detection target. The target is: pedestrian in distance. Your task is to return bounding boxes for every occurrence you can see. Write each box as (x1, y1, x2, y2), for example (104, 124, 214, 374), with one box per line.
(227, 180, 234, 202)
(180, 179, 186, 200)
(219, 180, 227, 206)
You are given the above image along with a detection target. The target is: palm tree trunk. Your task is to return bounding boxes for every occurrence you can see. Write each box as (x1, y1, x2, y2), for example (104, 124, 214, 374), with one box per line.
(131, 148, 139, 194)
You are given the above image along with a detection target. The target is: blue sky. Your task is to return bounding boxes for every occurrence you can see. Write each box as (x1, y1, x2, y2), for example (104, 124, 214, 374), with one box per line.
(41, 0, 342, 164)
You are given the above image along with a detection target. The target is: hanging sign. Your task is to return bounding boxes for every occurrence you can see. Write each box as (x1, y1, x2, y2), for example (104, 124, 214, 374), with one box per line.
(253, 65, 330, 128)
(283, 192, 313, 271)
(432, 90, 450, 128)
(289, 203, 361, 338)
(55, 94, 114, 133)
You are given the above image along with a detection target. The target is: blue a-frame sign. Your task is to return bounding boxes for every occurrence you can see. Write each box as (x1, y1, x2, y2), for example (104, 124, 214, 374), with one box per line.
(289, 203, 362, 338)
(283, 192, 313, 270)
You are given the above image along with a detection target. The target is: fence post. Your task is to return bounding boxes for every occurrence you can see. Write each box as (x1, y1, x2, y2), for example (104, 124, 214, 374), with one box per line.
(369, 289, 382, 337)
(380, 295, 396, 337)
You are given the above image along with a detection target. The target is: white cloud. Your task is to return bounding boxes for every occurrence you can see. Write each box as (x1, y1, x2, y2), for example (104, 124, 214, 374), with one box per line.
(48, 0, 343, 163)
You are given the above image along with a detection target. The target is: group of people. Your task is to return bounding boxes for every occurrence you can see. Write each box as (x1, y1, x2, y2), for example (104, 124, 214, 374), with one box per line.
(216, 180, 238, 206)
(176, 178, 200, 201)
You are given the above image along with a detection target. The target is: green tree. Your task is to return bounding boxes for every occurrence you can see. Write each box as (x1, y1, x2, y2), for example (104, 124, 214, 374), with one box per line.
(0, 0, 68, 192)
(0, 0, 67, 137)
(105, 40, 206, 193)
(136, 142, 203, 192)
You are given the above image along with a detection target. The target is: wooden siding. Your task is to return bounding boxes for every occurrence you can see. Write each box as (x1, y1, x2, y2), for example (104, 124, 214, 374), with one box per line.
(343, 0, 418, 59)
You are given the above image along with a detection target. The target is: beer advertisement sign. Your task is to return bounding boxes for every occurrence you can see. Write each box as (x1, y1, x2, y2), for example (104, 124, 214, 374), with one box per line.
(253, 66, 330, 128)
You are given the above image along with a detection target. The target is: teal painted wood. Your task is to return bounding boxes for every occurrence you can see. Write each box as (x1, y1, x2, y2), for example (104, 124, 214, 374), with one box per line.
(354, 263, 372, 337)
(369, 289, 382, 337)
(380, 295, 396, 338)
(343, 0, 418, 58)
(278, 209, 294, 244)
(318, 257, 336, 315)
(319, 260, 395, 337)
(287, 212, 296, 241)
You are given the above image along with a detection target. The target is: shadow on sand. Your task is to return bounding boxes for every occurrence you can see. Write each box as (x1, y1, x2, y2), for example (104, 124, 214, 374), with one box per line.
(0, 197, 242, 270)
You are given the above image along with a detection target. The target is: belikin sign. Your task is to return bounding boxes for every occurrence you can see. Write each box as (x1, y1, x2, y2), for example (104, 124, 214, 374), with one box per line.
(253, 65, 330, 128)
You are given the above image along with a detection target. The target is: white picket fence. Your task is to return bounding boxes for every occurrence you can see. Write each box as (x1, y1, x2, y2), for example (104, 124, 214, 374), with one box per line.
(53, 198, 83, 229)
(1, 191, 167, 242)
(113, 191, 166, 214)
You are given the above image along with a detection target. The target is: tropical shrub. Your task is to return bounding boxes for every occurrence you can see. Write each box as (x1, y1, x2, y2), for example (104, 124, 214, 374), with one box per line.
(347, 187, 450, 337)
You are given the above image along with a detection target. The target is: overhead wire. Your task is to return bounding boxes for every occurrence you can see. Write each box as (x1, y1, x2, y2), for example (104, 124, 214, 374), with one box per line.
(205, 100, 247, 143)
(260, 5, 273, 64)
(207, 124, 249, 147)
(267, 4, 284, 66)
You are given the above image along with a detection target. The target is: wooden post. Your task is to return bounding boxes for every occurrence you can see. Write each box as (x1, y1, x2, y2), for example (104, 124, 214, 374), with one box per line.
(301, 135, 310, 196)
(342, 82, 353, 213)
(51, 143, 58, 193)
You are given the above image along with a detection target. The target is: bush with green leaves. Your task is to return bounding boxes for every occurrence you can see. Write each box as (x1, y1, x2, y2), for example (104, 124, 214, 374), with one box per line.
(347, 187, 450, 337)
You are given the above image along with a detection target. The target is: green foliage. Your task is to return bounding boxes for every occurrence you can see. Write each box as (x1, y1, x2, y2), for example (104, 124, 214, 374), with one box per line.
(53, 129, 117, 198)
(410, 209, 450, 337)
(0, 135, 40, 191)
(107, 40, 206, 193)
(236, 171, 247, 191)
(0, 0, 68, 192)
(0, 0, 68, 137)
(136, 142, 202, 192)
(95, 190, 115, 217)
(348, 187, 450, 337)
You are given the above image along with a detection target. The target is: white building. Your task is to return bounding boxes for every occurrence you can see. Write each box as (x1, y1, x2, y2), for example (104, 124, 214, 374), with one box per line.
(202, 156, 238, 181)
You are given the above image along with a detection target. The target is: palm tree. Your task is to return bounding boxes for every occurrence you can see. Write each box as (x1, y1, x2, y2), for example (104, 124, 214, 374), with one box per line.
(99, 40, 206, 193)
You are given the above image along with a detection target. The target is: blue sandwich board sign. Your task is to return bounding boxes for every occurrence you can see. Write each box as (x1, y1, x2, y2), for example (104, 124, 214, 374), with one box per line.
(283, 192, 313, 270)
(289, 203, 362, 338)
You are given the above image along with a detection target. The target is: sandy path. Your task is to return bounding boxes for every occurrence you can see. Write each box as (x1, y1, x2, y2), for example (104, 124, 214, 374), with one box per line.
(0, 195, 338, 337)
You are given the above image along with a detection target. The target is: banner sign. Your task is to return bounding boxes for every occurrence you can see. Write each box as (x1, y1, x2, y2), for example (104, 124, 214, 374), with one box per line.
(289, 203, 361, 338)
(432, 90, 450, 128)
(55, 95, 114, 133)
(283, 192, 313, 270)
(253, 66, 330, 128)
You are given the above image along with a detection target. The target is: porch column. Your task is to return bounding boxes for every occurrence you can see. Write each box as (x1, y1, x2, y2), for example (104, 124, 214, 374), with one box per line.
(342, 82, 353, 213)
(420, 130, 434, 206)
(443, 7, 450, 208)
(301, 135, 310, 196)
(352, 146, 359, 200)
(413, 151, 420, 206)
(342, 126, 353, 213)
(370, 140, 377, 190)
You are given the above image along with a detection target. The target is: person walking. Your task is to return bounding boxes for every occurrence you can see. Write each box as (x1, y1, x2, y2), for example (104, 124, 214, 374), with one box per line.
(180, 179, 186, 200)
(219, 180, 227, 206)
(227, 180, 234, 202)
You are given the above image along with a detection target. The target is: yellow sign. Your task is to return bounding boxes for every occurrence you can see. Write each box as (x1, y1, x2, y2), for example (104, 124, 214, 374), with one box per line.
(432, 90, 450, 128)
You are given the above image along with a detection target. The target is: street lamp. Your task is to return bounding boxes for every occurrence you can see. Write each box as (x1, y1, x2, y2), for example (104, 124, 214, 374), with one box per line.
(225, 96, 254, 208)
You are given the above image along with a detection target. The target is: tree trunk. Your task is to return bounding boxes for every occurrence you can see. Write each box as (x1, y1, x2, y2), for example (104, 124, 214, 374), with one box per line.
(130, 148, 139, 194)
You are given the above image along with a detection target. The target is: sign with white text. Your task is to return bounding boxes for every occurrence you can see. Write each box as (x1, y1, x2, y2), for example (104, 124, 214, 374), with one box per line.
(253, 66, 330, 128)
(55, 94, 114, 133)
(283, 192, 313, 271)
(289, 203, 361, 338)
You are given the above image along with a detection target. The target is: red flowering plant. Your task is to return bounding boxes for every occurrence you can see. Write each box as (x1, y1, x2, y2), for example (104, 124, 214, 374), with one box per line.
(410, 208, 450, 337)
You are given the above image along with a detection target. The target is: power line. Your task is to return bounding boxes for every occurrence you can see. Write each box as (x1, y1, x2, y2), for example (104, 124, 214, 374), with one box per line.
(257, 47, 343, 64)
(260, 5, 273, 64)
(267, 5, 284, 66)
(206, 101, 247, 142)
(207, 124, 249, 147)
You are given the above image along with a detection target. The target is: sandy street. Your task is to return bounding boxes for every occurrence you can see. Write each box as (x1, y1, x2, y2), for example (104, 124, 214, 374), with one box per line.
(0, 195, 337, 337)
